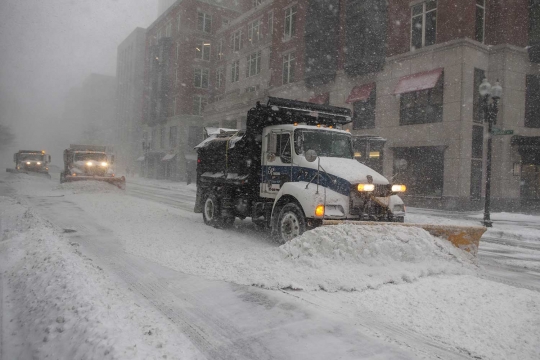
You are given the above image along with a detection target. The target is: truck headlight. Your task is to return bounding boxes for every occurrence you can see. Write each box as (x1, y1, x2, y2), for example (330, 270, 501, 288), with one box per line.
(37, 162, 41, 165)
(26, 161, 31, 165)
(393, 204, 405, 212)
(391, 185, 406, 192)
(86, 161, 93, 167)
(100, 162, 108, 167)
(357, 184, 375, 192)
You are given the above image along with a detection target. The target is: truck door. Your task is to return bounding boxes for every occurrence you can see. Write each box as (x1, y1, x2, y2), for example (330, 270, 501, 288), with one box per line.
(261, 130, 292, 198)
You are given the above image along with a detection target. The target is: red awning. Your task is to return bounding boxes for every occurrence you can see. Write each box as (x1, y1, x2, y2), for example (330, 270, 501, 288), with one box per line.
(308, 93, 329, 104)
(393, 68, 443, 95)
(346, 83, 375, 103)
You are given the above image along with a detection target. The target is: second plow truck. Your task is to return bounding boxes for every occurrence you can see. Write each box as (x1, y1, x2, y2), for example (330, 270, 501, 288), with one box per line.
(60, 145, 125, 189)
(6, 150, 51, 177)
(195, 97, 486, 254)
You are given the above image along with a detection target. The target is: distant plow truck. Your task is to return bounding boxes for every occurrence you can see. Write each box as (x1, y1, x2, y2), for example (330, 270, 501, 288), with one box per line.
(60, 145, 125, 189)
(6, 150, 52, 178)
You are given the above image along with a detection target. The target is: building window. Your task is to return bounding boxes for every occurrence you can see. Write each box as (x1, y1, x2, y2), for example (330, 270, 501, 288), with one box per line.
(526, 75, 540, 127)
(217, 68, 224, 88)
(246, 85, 258, 93)
(177, 14, 181, 33)
(193, 95, 207, 115)
(231, 60, 240, 82)
(282, 52, 296, 84)
(160, 127, 166, 149)
(472, 125, 484, 159)
(197, 12, 212, 33)
(188, 126, 204, 150)
(475, 0, 485, 43)
(268, 11, 274, 35)
(157, 28, 162, 40)
(222, 119, 237, 129)
(169, 126, 178, 147)
(411, 0, 437, 50)
(194, 68, 209, 88)
(473, 68, 485, 123)
(196, 40, 211, 61)
(151, 128, 157, 149)
(400, 74, 444, 125)
(352, 86, 376, 129)
(284, 6, 297, 39)
(166, 22, 172, 37)
(253, 0, 264, 7)
(232, 29, 243, 51)
(393, 146, 444, 196)
(218, 39, 224, 60)
(246, 51, 262, 77)
(248, 19, 262, 43)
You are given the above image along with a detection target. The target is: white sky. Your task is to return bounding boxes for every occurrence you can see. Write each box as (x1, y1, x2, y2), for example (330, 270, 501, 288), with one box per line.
(0, 0, 157, 165)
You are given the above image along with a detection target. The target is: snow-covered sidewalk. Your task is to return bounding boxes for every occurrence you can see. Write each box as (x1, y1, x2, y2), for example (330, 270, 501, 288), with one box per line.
(0, 195, 203, 360)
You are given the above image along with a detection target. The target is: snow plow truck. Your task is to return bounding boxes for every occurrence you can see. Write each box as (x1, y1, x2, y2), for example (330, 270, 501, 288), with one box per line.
(6, 150, 52, 178)
(60, 145, 125, 189)
(194, 97, 485, 254)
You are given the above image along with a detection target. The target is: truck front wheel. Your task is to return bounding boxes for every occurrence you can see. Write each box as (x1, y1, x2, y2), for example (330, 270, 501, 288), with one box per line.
(277, 203, 306, 244)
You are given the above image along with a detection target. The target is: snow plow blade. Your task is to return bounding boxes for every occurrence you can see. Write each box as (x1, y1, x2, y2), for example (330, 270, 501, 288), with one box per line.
(63, 175, 126, 190)
(322, 220, 486, 256)
(6, 168, 51, 178)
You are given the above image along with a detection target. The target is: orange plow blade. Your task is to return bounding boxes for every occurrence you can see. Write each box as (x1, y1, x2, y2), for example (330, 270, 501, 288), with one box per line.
(64, 175, 126, 190)
(322, 220, 486, 256)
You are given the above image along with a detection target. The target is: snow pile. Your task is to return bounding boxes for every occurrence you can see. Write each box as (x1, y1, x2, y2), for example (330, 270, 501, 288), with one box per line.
(57, 180, 122, 193)
(280, 224, 473, 265)
(0, 197, 200, 360)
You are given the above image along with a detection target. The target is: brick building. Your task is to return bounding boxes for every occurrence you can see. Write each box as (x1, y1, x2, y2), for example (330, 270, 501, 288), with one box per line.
(202, 0, 540, 211)
(141, 0, 248, 180)
(116, 27, 146, 175)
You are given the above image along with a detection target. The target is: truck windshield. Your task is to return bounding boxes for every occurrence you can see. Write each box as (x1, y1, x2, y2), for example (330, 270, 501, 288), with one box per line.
(75, 153, 107, 162)
(19, 153, 43, 161)
(294, 129, 354, 159)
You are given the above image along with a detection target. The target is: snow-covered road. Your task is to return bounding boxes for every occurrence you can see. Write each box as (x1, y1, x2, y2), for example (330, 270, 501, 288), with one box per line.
(1, 173, 539, 360)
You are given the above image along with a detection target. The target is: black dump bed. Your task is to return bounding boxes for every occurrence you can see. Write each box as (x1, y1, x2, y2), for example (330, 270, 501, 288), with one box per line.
(196, 97, 352, 192)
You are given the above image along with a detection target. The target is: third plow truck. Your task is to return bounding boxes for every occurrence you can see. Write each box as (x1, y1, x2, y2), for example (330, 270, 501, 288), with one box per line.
(195, 97, 486, 254)
(60, 145, 125, 189)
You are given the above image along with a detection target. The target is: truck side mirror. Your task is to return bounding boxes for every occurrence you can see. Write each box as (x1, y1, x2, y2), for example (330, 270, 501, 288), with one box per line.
(305, 149, 318, 162)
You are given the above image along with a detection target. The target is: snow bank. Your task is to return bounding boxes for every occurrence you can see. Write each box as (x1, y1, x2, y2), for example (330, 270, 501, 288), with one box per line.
(280, 224, 473, 265)
(355, 275, 540, 360)
(0, 197, 201, 360)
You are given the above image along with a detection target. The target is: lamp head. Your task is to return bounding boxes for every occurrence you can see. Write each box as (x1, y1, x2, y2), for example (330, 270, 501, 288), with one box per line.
(479, 78, 491, 97)
(491, 80, 503, 100)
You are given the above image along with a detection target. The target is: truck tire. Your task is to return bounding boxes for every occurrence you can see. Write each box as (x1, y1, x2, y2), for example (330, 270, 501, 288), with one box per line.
(202, 193, 235, 229)
(276, 203, 306, 244)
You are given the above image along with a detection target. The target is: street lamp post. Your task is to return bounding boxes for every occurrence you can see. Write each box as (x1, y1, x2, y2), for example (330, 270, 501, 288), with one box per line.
(478, 78, 503, 227)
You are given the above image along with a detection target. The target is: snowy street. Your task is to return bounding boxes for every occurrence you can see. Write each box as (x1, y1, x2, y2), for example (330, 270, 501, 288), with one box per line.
(1, 173, 540, 360)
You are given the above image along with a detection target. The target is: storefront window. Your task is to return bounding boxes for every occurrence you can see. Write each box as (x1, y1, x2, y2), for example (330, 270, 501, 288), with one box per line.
(393, 146, 444, 196)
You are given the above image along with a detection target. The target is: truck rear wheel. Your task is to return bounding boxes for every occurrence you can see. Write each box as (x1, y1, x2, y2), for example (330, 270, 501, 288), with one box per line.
(277, 203, 306, 244)
(203, 193, 234, 229)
